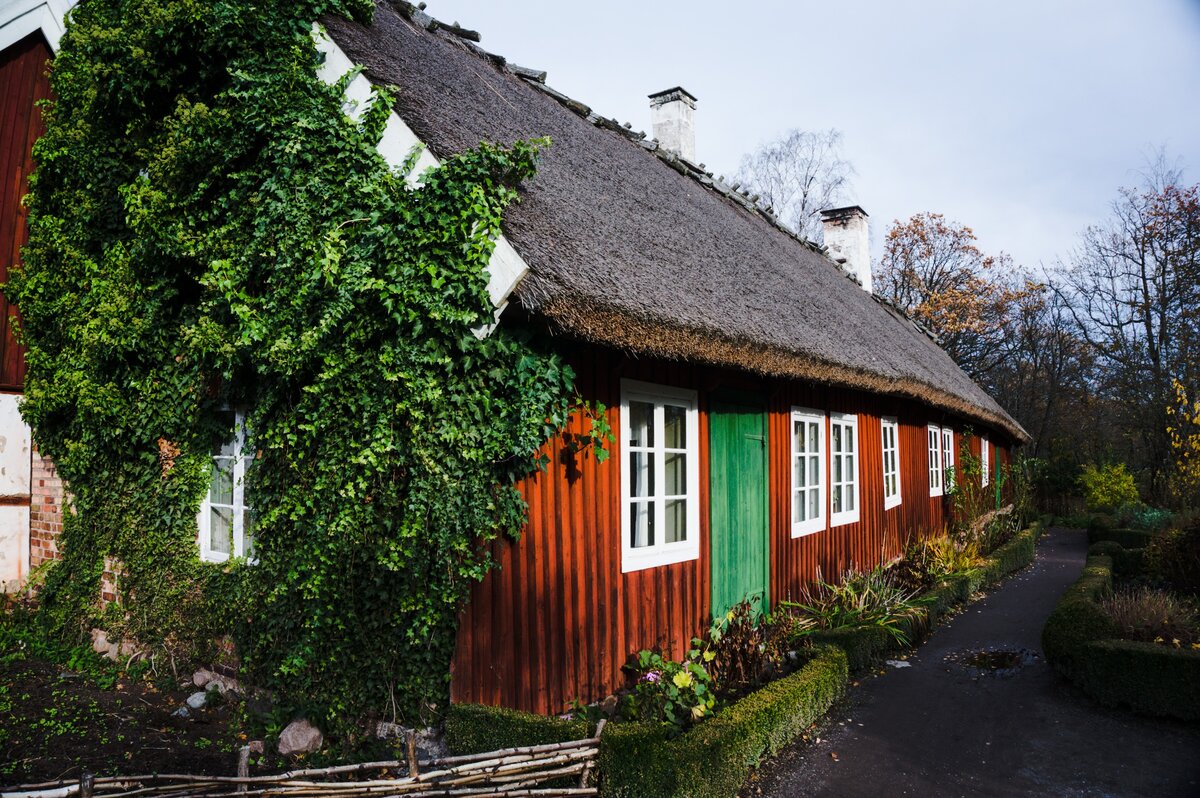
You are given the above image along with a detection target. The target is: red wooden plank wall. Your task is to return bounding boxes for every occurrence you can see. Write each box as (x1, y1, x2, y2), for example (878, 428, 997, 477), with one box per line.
(0, 32, 50, 391)
(451, 346, 1015, 715)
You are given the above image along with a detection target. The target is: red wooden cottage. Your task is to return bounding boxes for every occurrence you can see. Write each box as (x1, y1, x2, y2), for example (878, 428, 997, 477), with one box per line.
(1, 0, 1026, 717)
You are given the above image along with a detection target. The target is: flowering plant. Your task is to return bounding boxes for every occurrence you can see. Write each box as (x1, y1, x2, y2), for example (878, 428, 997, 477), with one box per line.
(621, 640, 716, 730)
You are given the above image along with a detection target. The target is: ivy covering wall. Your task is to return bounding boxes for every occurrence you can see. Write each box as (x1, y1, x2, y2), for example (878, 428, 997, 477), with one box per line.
(7, 0, 587, 733)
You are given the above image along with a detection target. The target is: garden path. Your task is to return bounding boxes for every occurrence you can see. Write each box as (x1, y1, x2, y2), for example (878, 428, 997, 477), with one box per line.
(746, 526, 1200, 798)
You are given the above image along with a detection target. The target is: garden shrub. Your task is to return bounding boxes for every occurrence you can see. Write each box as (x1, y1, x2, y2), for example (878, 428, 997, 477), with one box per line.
(1078, 463, 1140, 514)
(9, 0, 607, 738)
(444, 703, 588, 756)
(1043, 553, 1200, 721)
(1086, 527, 1156, 550)
(781, 565, 928, 646)
(598, 646, 847, 798)
(1087, 541, 1145, 578)
(1143, 523, 1200, 595)
(1099, 586, 1198, 644)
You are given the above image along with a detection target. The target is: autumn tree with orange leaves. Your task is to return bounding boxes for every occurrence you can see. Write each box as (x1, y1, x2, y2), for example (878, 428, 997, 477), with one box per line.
(875, 212, 1039, 382)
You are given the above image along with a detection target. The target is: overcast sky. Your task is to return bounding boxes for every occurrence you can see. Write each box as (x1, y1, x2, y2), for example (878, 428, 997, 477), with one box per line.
(423, 1, 1200, 272)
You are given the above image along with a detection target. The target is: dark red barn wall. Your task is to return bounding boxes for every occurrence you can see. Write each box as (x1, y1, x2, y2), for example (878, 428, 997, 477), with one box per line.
(451, 343, 1019, 715)
(0, 32, 51, 391)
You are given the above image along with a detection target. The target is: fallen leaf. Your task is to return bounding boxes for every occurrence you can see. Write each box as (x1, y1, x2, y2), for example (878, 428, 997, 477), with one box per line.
(830, 752, 839, 761)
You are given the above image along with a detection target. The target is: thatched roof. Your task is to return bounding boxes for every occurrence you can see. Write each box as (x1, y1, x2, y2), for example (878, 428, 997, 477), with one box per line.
(325, 3, 1028, 443)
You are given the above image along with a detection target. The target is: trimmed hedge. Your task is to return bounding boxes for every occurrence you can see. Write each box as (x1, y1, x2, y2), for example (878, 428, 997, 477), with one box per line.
(1087, 527, 1157, 549)
(598, 645, 848, 798)
(1086, 541, 1145, 578)
(1042, 552, 1200, 721)
(444, 702, 589, 755)
(816, 521, 1044, 672)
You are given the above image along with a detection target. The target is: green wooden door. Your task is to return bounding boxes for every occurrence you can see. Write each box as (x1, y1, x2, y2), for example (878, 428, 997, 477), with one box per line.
(709, 394, 770, 619)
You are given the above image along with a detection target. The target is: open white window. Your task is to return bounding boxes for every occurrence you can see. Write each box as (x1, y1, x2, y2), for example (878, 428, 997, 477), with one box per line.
(620, 380, 700, 572)
(881, 417, 901, 510)
(928, 424, 943, 497)
(981, 437, 991, 487)
(942, 427, 955, 492)
(199, 410, 255, 563)
(791, 408, 826, 537)
(830, 412, 859, 527)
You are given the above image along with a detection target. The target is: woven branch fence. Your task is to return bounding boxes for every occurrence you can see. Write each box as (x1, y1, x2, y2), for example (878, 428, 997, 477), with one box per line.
(1, 725, 604, 798)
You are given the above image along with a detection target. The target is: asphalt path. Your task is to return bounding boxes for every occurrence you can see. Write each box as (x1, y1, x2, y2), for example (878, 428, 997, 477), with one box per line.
(747, 527, 1200, 798)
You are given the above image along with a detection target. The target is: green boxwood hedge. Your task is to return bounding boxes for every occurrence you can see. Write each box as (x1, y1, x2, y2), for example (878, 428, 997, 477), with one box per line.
(1086, 527, 1156, 549)
(816, 521, 1044, 672)
(1086, 541, 1145, 578)
(444, 702, 589, 755)
(598, 645, 848, 798)
(1042, 552, 1200, 721)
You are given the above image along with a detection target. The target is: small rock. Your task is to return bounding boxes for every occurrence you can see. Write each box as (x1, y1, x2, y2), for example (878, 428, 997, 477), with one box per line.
(885, 659, 912, 668)
(193, 668, 218, 688)
(278, 719, 323, 756)
(186, 691, 209, 710)
(171, 706, 191, 719)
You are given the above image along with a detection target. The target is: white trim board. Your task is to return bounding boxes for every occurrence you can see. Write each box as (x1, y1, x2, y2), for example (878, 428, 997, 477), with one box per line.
(311, 24, 531, 336)
(0, 0, 75, 53)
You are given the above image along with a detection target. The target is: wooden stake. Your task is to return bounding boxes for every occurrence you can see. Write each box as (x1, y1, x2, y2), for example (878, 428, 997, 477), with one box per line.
(406, 731, 420, 779)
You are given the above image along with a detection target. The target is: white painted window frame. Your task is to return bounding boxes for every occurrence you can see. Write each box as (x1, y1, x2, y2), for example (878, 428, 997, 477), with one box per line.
(619, 380, 700, 573)
(881, 417, 902, 511)
(198, 411, 254, 563)
(981, 437, 991, 487)
(942, 427, 955, 492)
(928, 424, 944, 498)
(829, 412, 860, 528)
(790, 407, 827, 537)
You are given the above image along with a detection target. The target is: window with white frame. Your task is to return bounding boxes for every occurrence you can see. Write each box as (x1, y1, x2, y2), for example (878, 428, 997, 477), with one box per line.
(791, 408, 826, 536)
(830, 413, 859, 526)
(881, 417, 901, 510)
(928, 424, 943, 497)
(942, 427, 955, 492)
(620, 380, 700, 572)
(199, 410, 255, 562)
(981, 437, 990, 487)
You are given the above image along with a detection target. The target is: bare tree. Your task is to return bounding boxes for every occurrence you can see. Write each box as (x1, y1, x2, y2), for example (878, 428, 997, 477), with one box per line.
(1057, 159, 1200, 499)
(734, 129, 854, 242)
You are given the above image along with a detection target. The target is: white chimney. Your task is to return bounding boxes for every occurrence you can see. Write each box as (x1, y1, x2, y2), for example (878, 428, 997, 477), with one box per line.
(820, 206, 872, 293)
(648, 87, 697, 163)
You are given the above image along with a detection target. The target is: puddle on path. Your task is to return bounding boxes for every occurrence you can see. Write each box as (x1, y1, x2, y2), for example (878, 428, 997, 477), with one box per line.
(944, 647, 1039, 678)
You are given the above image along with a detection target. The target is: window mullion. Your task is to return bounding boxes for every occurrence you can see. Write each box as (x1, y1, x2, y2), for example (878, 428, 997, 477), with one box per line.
(654, 402, 665, 551)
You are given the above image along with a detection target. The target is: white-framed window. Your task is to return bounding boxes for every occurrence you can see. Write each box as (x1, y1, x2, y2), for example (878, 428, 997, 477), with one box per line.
(981, 437, 991, 487)
(199, 410, 255, 563)
(928, 424, 943, 497)
(791, 407, 826, 537)
(881, 417, 901, 510)
(620, 380, 701, 572)
(942, 427, 955, 492)
(829, 412, 859, 527)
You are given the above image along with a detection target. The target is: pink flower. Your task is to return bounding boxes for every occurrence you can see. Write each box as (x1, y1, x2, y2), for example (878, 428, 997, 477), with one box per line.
(642, 670, 662, 684)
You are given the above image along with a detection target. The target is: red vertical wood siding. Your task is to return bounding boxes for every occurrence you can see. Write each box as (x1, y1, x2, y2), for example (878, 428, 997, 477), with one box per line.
(0, 32, 51, 391)
(452, 344, 1017, 715)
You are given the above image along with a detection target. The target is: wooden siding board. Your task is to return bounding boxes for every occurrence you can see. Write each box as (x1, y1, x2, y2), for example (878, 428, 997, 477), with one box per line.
(0, 33, 51, 390)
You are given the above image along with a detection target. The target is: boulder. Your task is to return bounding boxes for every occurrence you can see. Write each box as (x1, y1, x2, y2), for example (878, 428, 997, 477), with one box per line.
(186, 691, 209, 710)
(278, 719, 323, 756)
(192, 668, 218, 688)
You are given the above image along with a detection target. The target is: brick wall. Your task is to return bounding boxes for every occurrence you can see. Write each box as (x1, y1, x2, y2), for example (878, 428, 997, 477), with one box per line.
(29, 446, 63, 568)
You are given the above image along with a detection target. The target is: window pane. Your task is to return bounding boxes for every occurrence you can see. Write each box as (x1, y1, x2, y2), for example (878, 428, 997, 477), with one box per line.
(846, 487, 855, 512)
(210, 458, 234, 505)
(809, 455, 819, 483)
(846, 425, 855, 451)
(210, 507, 233, 554)
(794, 420, 805, 454)
(809, 422, 819, 452)
(832, 424, 842, 452)
(629, 452, 654, 498)
(665, 452, 687, 495)
(665, 499, 687, 543)
(833, 485, 843, 514)
(793, 489, 804, 523)
(630, 501, 654, 548)
(629, 401, 654, 447)
(796, 456, 806, 488)
(808, 488, 820, 520)
(834, 454, 842, 482)
(664, 404, 686, 449)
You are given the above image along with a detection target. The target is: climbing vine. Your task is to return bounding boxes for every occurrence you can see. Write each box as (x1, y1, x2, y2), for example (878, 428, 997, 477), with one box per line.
(8, 0, 598, 734)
